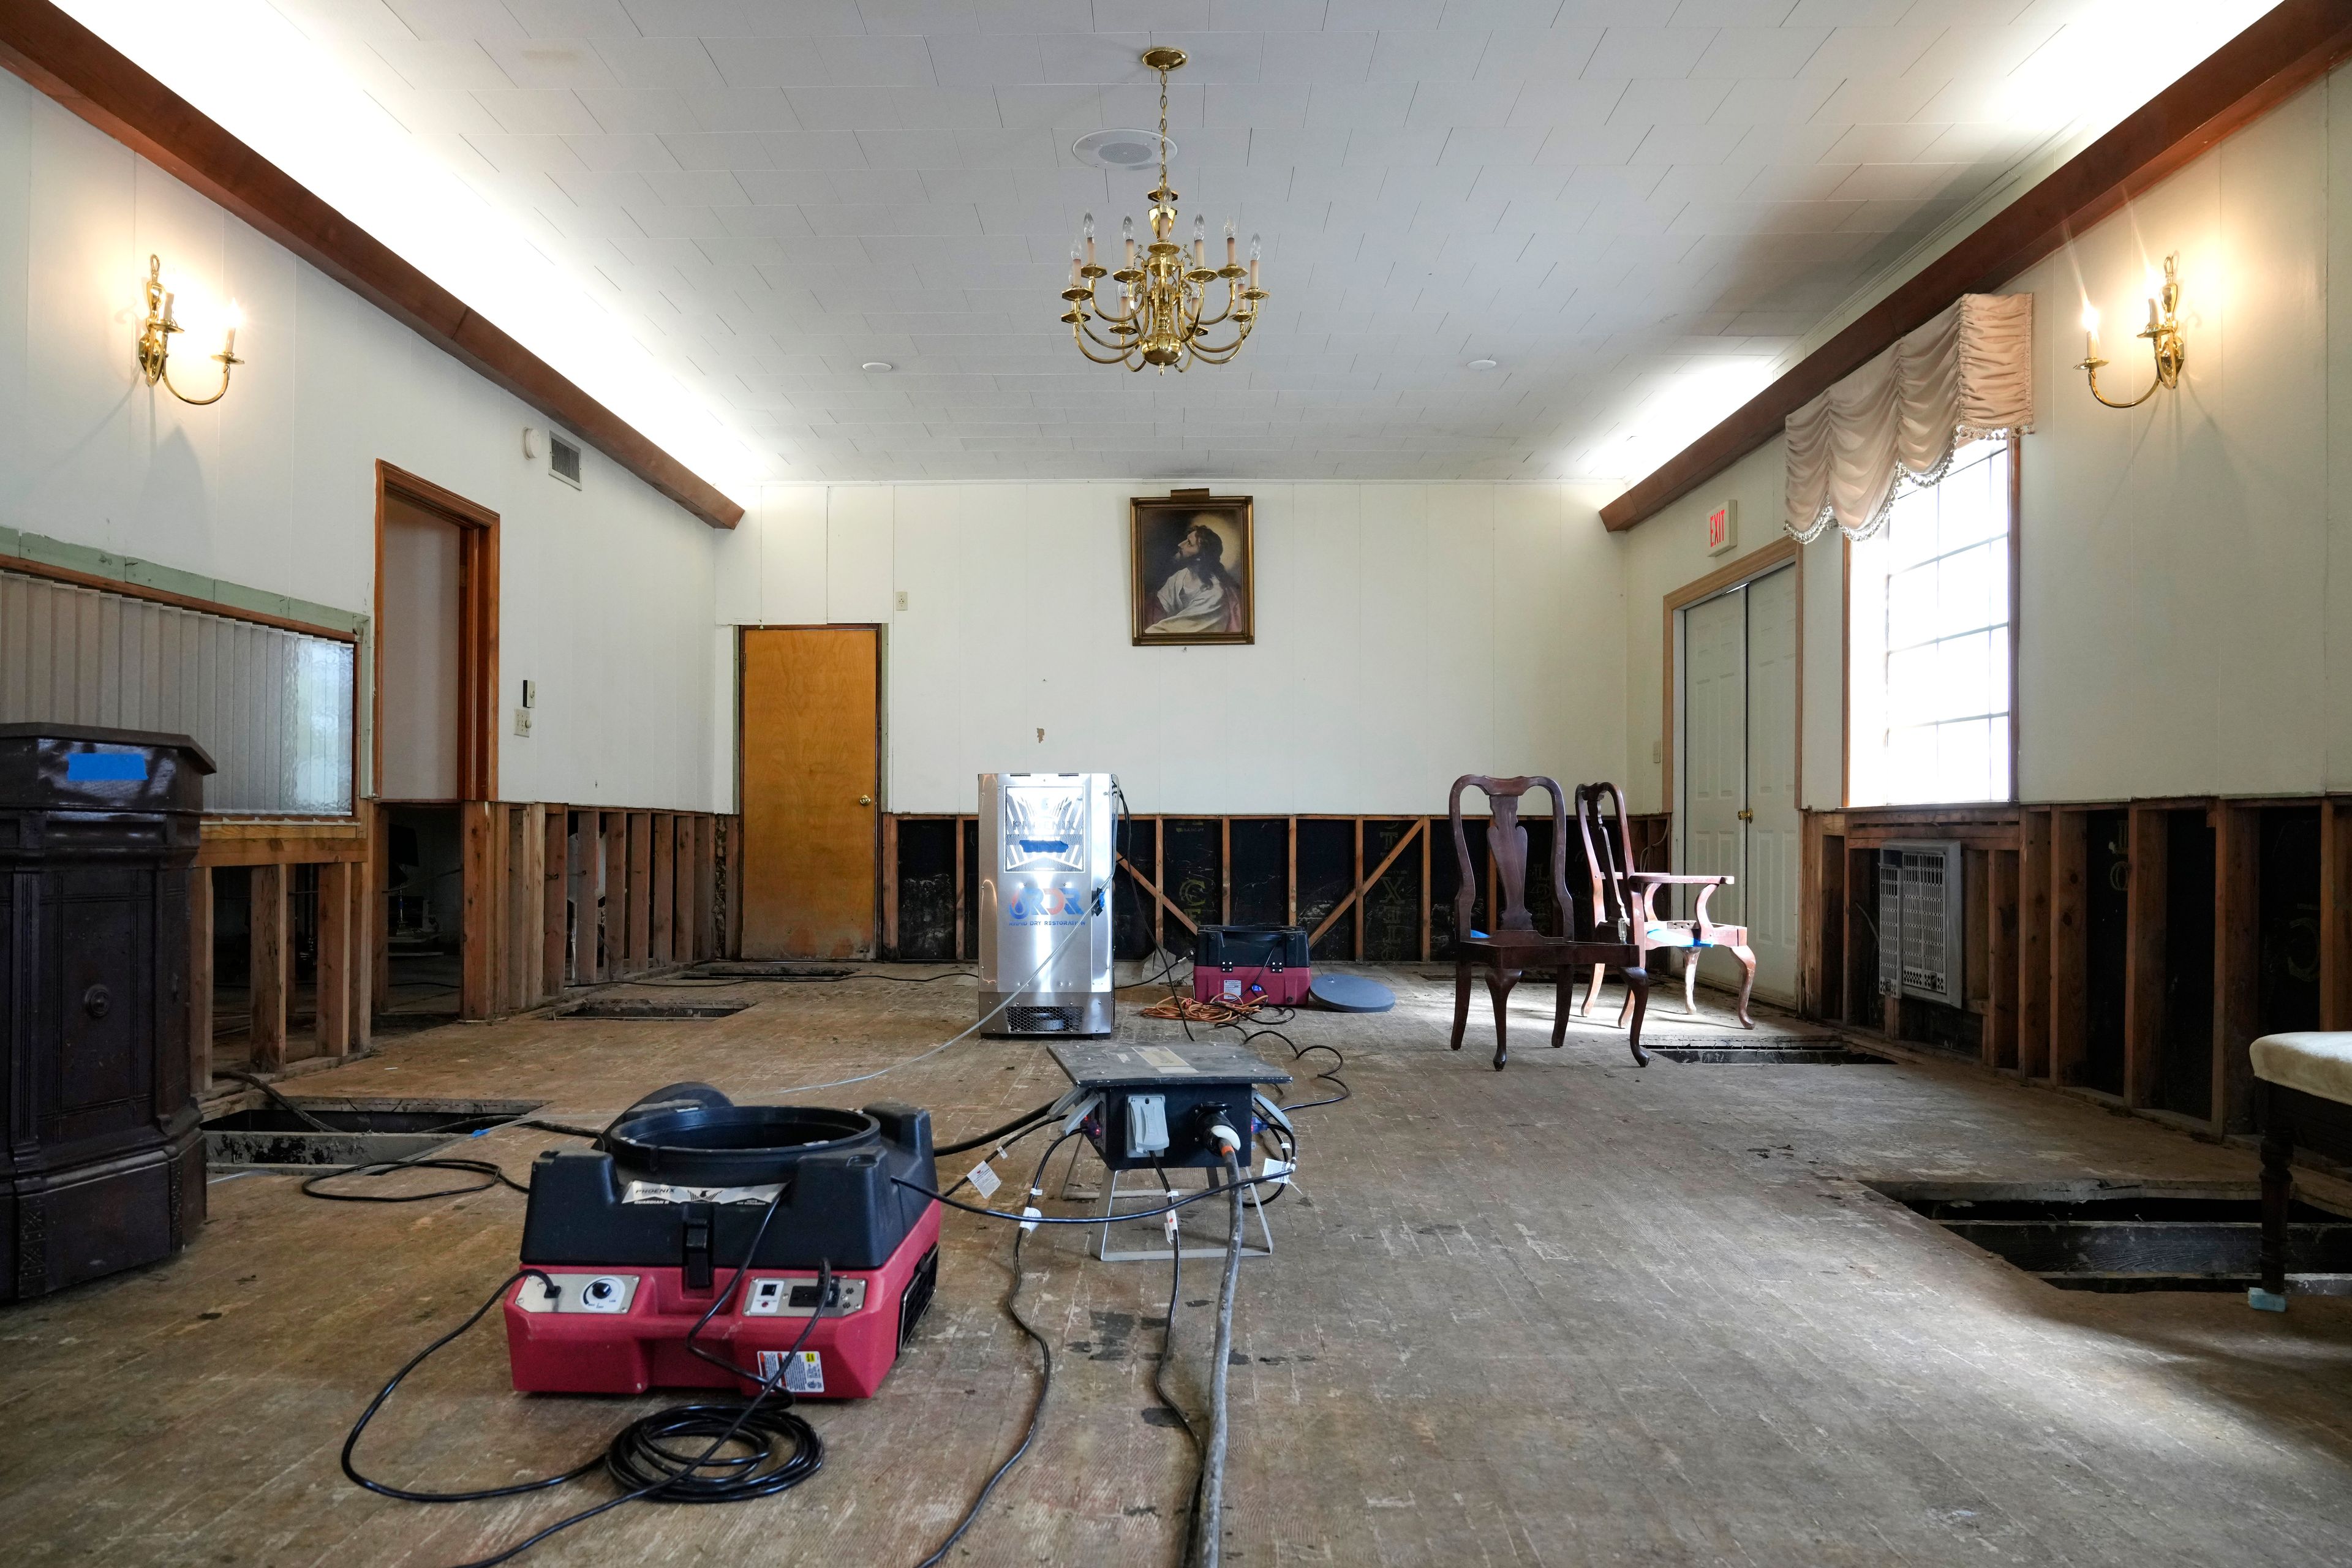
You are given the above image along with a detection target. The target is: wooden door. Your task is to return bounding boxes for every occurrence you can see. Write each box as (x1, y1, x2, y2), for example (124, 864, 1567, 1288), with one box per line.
(740, 627, 880, 959)
(1743, 565, 1800, 1003)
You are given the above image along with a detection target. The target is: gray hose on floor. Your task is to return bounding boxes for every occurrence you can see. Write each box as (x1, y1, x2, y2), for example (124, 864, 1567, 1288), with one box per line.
(1194, 1152, 1246, 1568)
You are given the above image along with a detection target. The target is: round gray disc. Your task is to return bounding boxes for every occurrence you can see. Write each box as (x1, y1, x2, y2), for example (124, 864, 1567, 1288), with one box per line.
(1308, 973, 1394, 1013)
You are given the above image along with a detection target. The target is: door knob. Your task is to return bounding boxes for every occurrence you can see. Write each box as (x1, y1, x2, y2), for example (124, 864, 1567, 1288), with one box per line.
(1736, 809, 1753, 821)
(858, 794, 872, 806)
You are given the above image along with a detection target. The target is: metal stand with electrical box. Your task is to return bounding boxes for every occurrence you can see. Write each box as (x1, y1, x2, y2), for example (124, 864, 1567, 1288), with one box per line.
(1044, 1039, 1292, 1263)
(978, 772, 1115, 1036)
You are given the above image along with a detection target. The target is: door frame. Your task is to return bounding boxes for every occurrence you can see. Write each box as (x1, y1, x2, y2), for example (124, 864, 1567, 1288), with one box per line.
(371, 461, 499, 804)
(734, 624, 886, 958)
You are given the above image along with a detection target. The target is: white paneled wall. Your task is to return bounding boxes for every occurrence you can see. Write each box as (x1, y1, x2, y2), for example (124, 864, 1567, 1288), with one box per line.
(718, 481, 1626, 816)
(0, 77, 724, 812)
(1626, 70, 2352, 812)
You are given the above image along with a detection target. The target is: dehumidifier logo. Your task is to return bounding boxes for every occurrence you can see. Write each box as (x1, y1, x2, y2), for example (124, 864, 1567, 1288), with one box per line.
(1004, 783, 1088, 872)
(1009, 884, 1085, 927)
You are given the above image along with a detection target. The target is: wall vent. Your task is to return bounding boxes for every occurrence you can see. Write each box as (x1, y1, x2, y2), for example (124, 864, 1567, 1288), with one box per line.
(1878, 840, 1964, 1004)
(548, 431, 582, 488)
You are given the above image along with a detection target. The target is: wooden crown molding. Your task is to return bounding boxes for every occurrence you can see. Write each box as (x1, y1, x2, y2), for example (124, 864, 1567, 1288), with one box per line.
(1600, 0, 2352, 533)
(0, 2, 744, 530)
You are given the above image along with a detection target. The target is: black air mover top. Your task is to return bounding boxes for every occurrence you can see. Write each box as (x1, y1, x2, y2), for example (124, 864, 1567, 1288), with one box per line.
(603, 1098, 879, 1188)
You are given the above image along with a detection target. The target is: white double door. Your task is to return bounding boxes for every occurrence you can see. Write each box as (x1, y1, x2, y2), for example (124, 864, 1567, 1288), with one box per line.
(1678, 565, 1798, 1005)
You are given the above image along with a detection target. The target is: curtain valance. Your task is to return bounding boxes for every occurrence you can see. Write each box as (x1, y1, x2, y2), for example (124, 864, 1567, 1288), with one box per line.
(1784, 293, 2034, 543)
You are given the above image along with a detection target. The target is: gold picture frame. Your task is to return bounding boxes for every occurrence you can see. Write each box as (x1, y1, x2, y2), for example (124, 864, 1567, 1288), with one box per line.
(1131, 492, 1254, 646)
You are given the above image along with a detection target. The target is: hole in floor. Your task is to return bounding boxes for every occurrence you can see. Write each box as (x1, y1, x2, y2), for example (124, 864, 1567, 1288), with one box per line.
(204, 1098, 545, 1169)
(1872, 1181, 2352, 1293)
(556, 998, 752, 1020)
(1651, 1041, 1890, 1065)
(687, 963, 857, 981)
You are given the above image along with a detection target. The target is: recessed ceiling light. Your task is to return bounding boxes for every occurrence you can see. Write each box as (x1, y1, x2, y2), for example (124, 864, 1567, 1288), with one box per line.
(1073, 129, 1175, 170)
(861, 361, 893, 372)
(1466, 358, 1498, 371)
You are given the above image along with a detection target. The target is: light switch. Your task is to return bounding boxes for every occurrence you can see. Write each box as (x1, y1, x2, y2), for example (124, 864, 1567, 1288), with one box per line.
(521, 679, 536, 709)
(514, 709, 533, 737)
(894, 590, 909, 611)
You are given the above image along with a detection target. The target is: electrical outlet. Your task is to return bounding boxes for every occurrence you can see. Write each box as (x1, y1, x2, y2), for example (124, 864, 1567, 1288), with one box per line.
(894, 590, 909, 611)
(514, 709, 532, 737)
(1651, 739, 1663, 763)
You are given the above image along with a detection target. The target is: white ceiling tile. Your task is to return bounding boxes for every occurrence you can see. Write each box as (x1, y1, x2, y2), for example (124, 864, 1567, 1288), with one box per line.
(591, 36, 729, 88)
(475, 89, 604, 134)
(1707, 75, 1841, 124)
(1438, 126, 1551, 165)
(1476, 28, 1605, 78)
(575, 89, 703, 133)
(1260, 31, 1380, 84)
(567, 131, 687, 169)
(1205, 85, 1314, 127)
(483, 39, 624, 89)
(369, 86, 511, 135)
(374, 38, 516, 90)
(1627, 123, 1749, 162)
(1583, 26, 1716, 78)
(1608, 78, 1736, 125)
(1817, 120, 1945, 162)
(1506, 78, 1628, 126)
(1807, 74, 1948, 123)
(1690, 25, 1828, 76)
(382, 0, 527, 41)
(1369, 30, 1493, 81)
(1829, 160, 1969, 200)
(1214, 0, 1331, 28)
(1796, 24, 1942, 77)
(1532, 123, 1652, 163)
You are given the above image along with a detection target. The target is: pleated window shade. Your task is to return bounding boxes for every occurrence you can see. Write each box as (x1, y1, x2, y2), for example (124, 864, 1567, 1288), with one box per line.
(0, 568, 355, 816)
(1784, 293, 2034, 544)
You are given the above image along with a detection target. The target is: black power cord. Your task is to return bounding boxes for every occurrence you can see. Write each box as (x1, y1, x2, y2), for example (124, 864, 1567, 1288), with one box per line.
(341, 1183, 827, 1568)
(911, 1128, 1079, 1568)
(933, 1100, 1057, 1158)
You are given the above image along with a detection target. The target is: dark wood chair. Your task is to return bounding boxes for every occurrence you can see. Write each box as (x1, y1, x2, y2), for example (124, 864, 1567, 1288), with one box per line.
(1446, 775, 1650, 1071)
(1574, 781, 1757, 1031)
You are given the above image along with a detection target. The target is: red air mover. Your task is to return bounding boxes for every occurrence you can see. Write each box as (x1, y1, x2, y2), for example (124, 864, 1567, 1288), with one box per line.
(1192, 924, 1313, 1007)
(502, 1085, 939, 1400)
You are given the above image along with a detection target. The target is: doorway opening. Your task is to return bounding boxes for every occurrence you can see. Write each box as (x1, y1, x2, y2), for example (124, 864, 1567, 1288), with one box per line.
(372, 463, 499, 1020)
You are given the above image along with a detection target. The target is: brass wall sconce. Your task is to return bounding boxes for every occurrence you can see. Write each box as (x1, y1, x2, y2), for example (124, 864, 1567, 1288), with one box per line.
(136, 254, 242, 406)
(2077, 252, 2184, 409)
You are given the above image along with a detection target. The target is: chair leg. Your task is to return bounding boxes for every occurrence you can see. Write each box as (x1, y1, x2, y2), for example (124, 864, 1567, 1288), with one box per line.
(2253, 1085, 2292, 1311)
(1683, 950, 1700, 1014)
(1486, 967, 1518, 1071)
(1552, 967, 1574, 1049)
(1616, 946, 1642, 1027)
(1622, 966, 1649, 1066)
(1580, 963, 1605, 1018)
(1449, 957, 1472, 1052)
(1730, 944, 1757, 1030)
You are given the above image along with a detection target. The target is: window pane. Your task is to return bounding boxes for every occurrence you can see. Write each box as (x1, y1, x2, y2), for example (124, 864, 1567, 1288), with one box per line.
(1849, 436, 2013, 808)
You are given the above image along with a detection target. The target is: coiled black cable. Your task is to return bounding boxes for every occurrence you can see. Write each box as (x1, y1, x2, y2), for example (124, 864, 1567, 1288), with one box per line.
(341, 1182, 826, 1568)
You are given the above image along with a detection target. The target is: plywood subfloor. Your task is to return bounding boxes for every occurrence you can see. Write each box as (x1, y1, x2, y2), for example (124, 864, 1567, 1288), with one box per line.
(6, 968, 2351, 1567)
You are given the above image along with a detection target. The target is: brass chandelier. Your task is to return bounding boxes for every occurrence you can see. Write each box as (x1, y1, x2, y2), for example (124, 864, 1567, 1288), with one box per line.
(1061, 48, 1266, 372)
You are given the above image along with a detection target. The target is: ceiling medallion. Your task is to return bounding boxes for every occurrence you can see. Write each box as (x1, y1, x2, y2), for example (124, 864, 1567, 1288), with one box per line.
(1061, 47, 1266, 373)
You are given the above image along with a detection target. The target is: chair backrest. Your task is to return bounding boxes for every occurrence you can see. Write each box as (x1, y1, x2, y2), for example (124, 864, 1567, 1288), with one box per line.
(1574, 782, 1636, 942)
(1447, 775, 1567, 941)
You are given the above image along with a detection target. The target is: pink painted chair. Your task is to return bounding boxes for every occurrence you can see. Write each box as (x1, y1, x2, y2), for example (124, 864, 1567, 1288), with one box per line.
(1574, 782, 1756, 1030)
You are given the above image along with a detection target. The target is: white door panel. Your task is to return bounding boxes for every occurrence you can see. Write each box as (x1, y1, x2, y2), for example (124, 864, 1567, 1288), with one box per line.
(1681, 593, 1744, 933)
(1743, 566, 1800, 1003)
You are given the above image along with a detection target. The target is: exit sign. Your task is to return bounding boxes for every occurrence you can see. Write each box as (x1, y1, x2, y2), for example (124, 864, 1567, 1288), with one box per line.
(1705, 499, 1738, 556)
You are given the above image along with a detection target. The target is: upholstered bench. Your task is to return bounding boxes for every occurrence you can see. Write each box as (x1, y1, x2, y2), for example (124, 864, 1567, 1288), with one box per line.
(2249, 1031, 2352, 1311)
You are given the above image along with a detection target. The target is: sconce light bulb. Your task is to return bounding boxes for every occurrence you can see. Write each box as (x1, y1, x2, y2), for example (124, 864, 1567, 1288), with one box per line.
(2079, 301, 2099, 333)
(1224, 217, 1235, 239)
(222, 302, 244, 331)
(1120, 215, 1134, 241)
(1081, 212, 1093, 241)
(1193, 214, 1205, 241)
(1248, 233, 1261, 260)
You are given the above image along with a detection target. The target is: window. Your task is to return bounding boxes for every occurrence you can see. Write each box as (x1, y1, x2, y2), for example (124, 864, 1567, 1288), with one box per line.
(1847, 437, 2013, 806)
